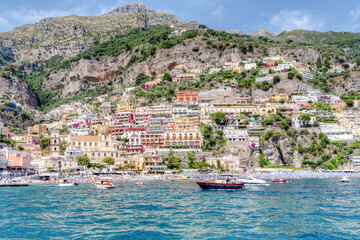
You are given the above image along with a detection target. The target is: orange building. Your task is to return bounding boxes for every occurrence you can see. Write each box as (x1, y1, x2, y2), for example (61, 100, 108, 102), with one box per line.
(265, 60, 278, 68)
(177, 90, 199, 104)
(332, 100, 347, 111)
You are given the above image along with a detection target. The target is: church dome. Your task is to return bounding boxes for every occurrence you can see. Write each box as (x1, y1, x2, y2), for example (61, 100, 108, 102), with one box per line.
(98, 125, 111, 135)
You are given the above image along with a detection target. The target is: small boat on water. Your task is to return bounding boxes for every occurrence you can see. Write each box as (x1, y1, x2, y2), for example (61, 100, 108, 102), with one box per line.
(340, 177, 350, 182)
(94, 178, 115, 188)
(271, 179, 288, 183)
(196, 176, 244, 190)
(135, 181, 144, 185)
(58, 179, 78, 187)
(180, 177, 188, 180)
(241, 176, 267, 185)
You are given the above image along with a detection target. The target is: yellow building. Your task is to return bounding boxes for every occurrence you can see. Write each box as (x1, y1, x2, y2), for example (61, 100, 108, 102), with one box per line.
(130, 154, 163, 171)
(174, 116, 199, 131)
(27, 124, 47, 135)
(164, 130, 203, 148)
(257, 103, 283, 115)
(232, 67, 242, 73)
(200, 104, 257, 118)
(117, 98, 134, 112)
(69, 125, 120, 163)
(354, 100, 360, 108)
(272, 94, 289, 102)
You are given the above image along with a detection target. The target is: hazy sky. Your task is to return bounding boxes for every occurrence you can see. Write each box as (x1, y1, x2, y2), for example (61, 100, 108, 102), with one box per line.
(0, 0, 360, 34)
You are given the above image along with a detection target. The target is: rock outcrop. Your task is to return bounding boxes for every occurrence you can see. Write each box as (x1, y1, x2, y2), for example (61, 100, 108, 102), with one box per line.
(251, 28, 276, 38)
(263, 133, 294, 165)
(0, 77, 39, 107)
(0, 2, 191, 64)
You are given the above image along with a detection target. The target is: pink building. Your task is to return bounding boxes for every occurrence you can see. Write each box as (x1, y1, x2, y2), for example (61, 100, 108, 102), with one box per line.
(143, 79, 162, 89)
(0, 148, 32, 169)
(285, 101, 306, 113)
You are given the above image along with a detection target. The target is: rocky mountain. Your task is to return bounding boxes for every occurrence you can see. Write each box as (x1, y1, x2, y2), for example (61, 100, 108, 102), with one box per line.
(277, 29, 360, 44)
(251, 28, 276, 38)
(0, 2, 193, 64)
(0, 2, 360, 111)
(226, 29, 244, 35)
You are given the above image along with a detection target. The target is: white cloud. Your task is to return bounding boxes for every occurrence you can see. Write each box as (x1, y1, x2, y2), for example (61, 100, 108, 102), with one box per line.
(269, 10, 324, 32)
(211, 4, 223, 18)
(349, 8, 360, 22)
(7, 7, 88, 24)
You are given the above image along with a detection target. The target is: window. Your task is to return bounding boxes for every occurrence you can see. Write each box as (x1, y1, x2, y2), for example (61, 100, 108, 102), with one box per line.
(17, 161, 20, 164)
(84, 142, 86, 147)
(89, 143, 92, 147)
(106, 142, 109, 147)
(104, 153, 106, 157)
(95, 143, 97, 147)
(98, 153, 100, 157)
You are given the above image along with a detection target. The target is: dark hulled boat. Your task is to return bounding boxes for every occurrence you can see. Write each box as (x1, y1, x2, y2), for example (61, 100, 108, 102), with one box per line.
(196, 178, 244, 190)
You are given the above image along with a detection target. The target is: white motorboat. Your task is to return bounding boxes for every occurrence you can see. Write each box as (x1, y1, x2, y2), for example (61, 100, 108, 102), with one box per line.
(241, 176, 268, 185)
(58, 179, 78, 187)
(94, 178, 115, 188)
(340, 177, 350, 182)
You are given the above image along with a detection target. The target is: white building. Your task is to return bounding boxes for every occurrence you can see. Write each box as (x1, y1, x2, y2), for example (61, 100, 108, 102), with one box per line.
(319, 123, 355, 141)
(65, 148, 82, 157)
(70, 128, 89, 136)
(273, 64, 290, 72)
(0, 122, 6, 134)
(245, 63, 257, 71)
(223, 127, 249, 142)
(209, 68, 221, 74)
(263, 56, 281, 63)
(292, 115, 316, 129)
(349, 156, 360, 166)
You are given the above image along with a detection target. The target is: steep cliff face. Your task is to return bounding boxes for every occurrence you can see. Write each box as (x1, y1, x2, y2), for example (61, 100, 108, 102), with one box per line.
(0, 77, 38, 107)
(332, 71, 360, 95)
(0, 2, 190, 64)
(41, 39, 246, 98)
(263, 134, 294, 165)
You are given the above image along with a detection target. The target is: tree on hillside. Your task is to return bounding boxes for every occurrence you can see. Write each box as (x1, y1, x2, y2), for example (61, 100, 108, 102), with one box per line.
(346, 99, 354, 107)
(163, 72, 172, 82)
(201, 125, 213, 139)
(188, 151, 196, 168)
(215, 129, 224, 138)
(273, 75, 280, 84)
(103, 157, 115, 168)
(77, 156, 91, 169)
(167, 155, 181, 169)
(316, 57, 322, 69)
(40, 137, 50, 149)
(118, 163, 136, 170)
(288, 72, 295, 79)
(211, 112, 227, 125)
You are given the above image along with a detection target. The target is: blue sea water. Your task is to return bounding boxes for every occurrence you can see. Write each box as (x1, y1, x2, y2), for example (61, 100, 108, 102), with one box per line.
(1, 178, 360, 240)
